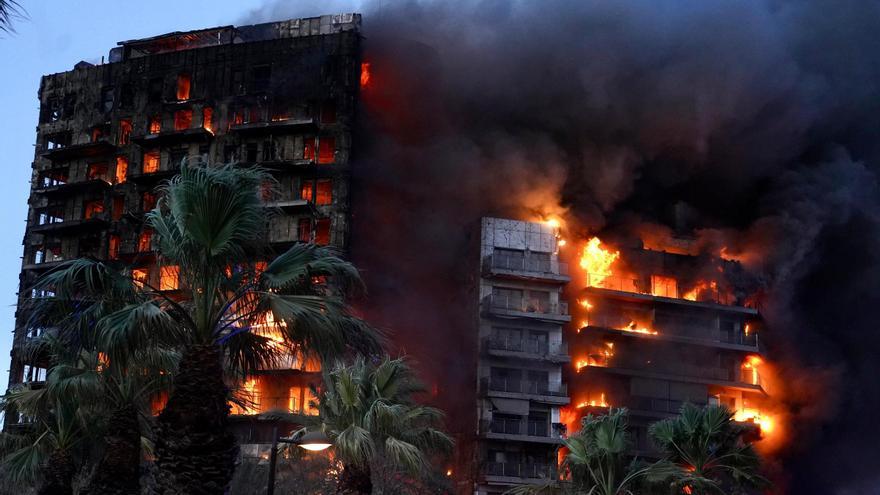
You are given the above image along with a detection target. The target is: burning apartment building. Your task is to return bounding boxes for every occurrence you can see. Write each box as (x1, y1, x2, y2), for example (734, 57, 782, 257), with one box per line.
(7, 14, 362, 444)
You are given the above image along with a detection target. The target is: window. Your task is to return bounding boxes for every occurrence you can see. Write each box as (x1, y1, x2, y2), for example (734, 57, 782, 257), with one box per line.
(119, 119, 132, 145)
(304, 386, 319, 415)
(148, 77, 163, 103)
(492, 287, 523, 310)
(108, 234, 120, 259)
(298, 218, 312, 242)
(132, 267, 149, 286)
(315, 218, 331, 246)
(174, 109, 192, 131)
(142, 191, 158, 212)
(318, 136, 335, 164)
(91, 126, 105, 143)
(160, 265, 180, 291)
(303, 137, 316, 162)
(202, 107, 213, 133)
(112, 196, 125, 221)
(321, 101, 337, 123)
(169, 149, 187, 170)
(120, 83, 134, 108)
(262, 140, 276, 161)
(224, 145, 238, 163)
(176, 73, 191, 101)
(34, 244, 62, 264)
(149, 116, 161, 134)
(87, 162, 108, 181)
(44, 97, 62, 123)
(300, 180, 313, 202)
(115, 157, 128, 184)
(651, 275, 678, 298)
(288, 387, 302, 413)
(22, 365, 47, 383)
(83, 200, 104, 219)
(78, 235, 101, 257)
(143, 150, 160, 173)
(245, 143, 258, 163)
(38, 169, 67, 188)
(37, 208, 64, 225)
(315, 179, 332, 205)
(230, 108, 245, 129)
(251, 65, 271, 92)
(138, 229, 153, 252)
(100, 86, 114, 112)
(45, 132, 71, 150)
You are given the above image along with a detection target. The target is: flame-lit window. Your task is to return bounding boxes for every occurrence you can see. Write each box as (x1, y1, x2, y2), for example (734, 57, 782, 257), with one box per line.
(91, 127, 104, 143)
(304, 387, 319, 415)
(149, 116, 161, 134)
(288, 387, 301, 413)
(298, 218, 312, 242)
(202, 107, 213, 133)
(112, 196, 125, 221)
(230, 109, 245, 129)
(315, 179, 332, 205)
(174, 110, 193, 131)
(132, 267, 149, 286)
(300, 180, 313, 202)
(143, 150, 160, 174)
(138, 229, 153, 252)
(87, 162, 108, 181)
(160, 265, 180, 291)
(315, 218, 331, 246)
(650, 275, 678, 298)
(115, 157, 128, 184)
(317, 137, 335, 164)
(108, 234, 120, 260)
(142, 191, 158, 212)
(150, 392, 168, 416)
(230, 379, 261, 415)
(83, 200, 104, 220)
(119, 119, 132, 145)
(176, 73, 191, 101)
(320, 101, 337, 124)
(303, 137, 316, 162)
(360, 62, 371, 88)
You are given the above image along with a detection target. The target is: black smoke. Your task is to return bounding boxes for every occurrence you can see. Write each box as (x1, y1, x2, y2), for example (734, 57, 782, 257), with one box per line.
(243, 1, 880, 492)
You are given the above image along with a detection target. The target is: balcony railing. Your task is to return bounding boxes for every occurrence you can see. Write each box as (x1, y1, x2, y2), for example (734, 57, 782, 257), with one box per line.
(484, 462, 556, 480)
(485, 337, 568, 357)
(485, 377, 567, 397)
(484, 295, 569, 317)
(586, 273, 745, 307)
(485, 254, 569, 276)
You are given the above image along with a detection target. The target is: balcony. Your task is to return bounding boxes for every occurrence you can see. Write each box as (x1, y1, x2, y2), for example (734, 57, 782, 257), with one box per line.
(483, 295, 570, 323)
(584, 274, 758, 314)
(41, 141, 116, 162)
(581, 362, 765, 393)
(484, 462, 556, 482)
(30, 214, 109, 235)
(483, 253, 570, 284)
(480, 418, 564, 444)
(264, 199, 315, 212)
(482, 377, 569, 404)
(484, 337, 570, 363)
(131, 128, 213, 147)
(584, 317, 759, 351)
(33, 178, 112, 198)
(229, 118, 315, 135)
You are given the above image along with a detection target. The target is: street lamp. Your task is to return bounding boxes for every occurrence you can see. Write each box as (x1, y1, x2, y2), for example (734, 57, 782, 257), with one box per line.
(267, 425, 332, 495)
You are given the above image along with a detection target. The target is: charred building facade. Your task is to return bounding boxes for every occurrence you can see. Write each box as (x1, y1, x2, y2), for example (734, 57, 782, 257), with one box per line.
(7, 14, 363, 440)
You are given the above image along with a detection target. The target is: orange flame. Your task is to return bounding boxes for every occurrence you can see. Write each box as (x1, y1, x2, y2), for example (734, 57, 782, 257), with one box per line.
(580, 237, 619, 287)
(360, 62, 371, 88)
(683, 280, 718, 301)
(576, 393, 609, 408)
(620, 320, 658, 335)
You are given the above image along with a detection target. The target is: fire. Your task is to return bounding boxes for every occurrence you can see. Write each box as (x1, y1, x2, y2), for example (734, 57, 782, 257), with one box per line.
(576, 393, 609, 408)
(620, 321, 658, 335)
(578, 299, 593, 309)
(360, 62, 371, 88)
(735, 408, 775, 434)
(580, 237, 619, 287)
(742, 355, 763, 386)
(683, 280, 718, 301)
(576, 342, 615, 370)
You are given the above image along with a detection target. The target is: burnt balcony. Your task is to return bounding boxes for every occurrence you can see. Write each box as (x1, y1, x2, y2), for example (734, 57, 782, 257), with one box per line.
(264, 198, 316, 213)
(131, 128, 213, 147)
(33, 178, 112, 198)
(41, 141, 116, 162)
(482, 295, 570, 323)
(484, 337, 569, 363)
(581, 361, 765, 393)
(30, 214, 109, 235)
(483, 253, 570, 284)
(482, 377, 568, 404)
(229, 118, 316, 135)
(484, 462, 556, 482)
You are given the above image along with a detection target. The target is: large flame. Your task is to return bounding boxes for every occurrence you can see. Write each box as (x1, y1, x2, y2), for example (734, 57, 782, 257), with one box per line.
(580, 237, 620, 287)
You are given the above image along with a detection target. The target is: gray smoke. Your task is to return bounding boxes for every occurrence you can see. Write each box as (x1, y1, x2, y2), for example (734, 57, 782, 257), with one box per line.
(242, 1, 880, 492)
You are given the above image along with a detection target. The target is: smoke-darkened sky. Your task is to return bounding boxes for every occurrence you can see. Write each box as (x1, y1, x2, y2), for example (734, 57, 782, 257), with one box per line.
(243, 1, 880, 492)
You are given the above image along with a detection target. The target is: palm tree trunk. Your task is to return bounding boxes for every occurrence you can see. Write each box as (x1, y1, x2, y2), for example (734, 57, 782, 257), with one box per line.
(154, 344, 238, 494)
(80, 403, 141, 495)
(337, 463, 372, 494)
(37, 447, 75, 495)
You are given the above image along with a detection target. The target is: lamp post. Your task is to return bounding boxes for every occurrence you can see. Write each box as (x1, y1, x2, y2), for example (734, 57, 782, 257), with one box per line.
(266, 425, 332, 495)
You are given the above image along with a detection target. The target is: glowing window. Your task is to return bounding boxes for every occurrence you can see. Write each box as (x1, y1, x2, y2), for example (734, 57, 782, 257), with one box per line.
(315, 180, 332, 205)
(300, 181, 313, 202)
(304, 387, 319, 416)
(650, 275, 678, 298)
(176, 73, 191, 101)
(112, 196, 125, 221)
(143, 151, 160, 174)
(115, 156, 128, 184)
(142, 191, 158, 212)
(160, 265, 180, 291)
(132, 268, 149, 286)
(303, 137, 315, 162)
(202, 107, 213, 133)
(119, 119, 132, 145)
(174, 110, 193, 131)
(149, 116, 161, 134)
(108, 235, 120, 260)
(315, 218, 331, 246)
(317, 137, 335, 164)
(138, 229, 153, 252)
(298, 218, 312, 242)
(87, 162, 108, 181)
(83, 200, 104, 219)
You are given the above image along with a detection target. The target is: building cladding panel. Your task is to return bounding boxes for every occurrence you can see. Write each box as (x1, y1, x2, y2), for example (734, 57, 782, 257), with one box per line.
(8, 15, 362, 434)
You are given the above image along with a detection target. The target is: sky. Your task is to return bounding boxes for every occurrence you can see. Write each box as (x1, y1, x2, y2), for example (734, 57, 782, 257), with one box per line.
(0, 0, 282, 392)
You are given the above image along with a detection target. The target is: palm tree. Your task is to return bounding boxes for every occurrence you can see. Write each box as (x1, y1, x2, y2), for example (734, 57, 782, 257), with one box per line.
(292, 356, 453, 494)
(135, 162, 379, 493)
(0, 0, 23, 34)
(649, 403, 768, 494)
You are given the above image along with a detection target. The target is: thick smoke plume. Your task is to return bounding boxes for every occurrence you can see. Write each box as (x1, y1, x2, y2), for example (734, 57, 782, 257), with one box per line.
(244, 1, 880, 492)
